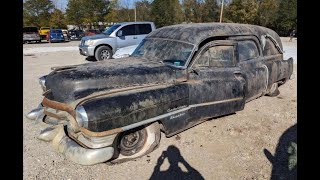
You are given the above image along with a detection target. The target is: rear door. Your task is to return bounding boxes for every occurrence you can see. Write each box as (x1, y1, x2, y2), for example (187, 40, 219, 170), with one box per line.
(136, 24, 152, 44)
(187, 40, 245, 125)
(116, 24, 137, 48)
(229, 36, 268, 101)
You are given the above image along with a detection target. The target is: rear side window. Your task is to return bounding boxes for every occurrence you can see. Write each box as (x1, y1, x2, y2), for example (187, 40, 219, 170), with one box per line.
(238, 40, 259, 61)
(137, 24, 152, 35)
(196, 45, 235, 67)
(120, 25, 136, 36)
(263, 39, 279, 56)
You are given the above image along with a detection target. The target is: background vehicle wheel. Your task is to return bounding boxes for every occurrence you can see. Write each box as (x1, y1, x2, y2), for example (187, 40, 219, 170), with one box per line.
(267, 82, 280, 97)
(95, 46, 113, 61)
(112, 122, 161, 163)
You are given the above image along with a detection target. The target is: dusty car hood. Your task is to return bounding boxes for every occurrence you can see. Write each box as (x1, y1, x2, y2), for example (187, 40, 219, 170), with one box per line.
(45, 57, 182, 103)
(82, 34, 111, 40)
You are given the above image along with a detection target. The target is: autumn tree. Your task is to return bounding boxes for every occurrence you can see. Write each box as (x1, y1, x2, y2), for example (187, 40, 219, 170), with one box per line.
(23, 0, 54, 27)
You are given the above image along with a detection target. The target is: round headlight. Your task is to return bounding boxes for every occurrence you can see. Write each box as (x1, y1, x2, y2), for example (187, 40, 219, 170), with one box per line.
(39, 76, 46, 92)
(76, 105, 88, 128)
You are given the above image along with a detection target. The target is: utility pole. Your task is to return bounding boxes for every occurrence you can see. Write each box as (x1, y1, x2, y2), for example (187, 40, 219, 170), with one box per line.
(219, 0, 224, 23)
(135, 6, 137, 22)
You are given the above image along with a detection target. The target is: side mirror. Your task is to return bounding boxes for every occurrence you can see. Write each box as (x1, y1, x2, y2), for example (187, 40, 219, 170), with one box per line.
(117, 30, 123, 37)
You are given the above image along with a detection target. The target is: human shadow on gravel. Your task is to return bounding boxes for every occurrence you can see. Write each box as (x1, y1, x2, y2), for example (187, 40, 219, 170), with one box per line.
(149, 145, 204, 180)
(264, 124, 297, 180)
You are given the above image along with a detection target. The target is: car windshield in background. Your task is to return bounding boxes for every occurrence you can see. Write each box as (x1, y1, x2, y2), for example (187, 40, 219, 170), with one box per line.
(131, 38, 194, 67)
(51, 30, 62, 33)
(23, 27, 38, 33)
(102, 24, 121, 35)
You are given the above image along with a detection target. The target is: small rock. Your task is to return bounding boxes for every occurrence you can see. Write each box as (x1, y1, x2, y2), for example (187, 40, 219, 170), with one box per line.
(175, 135, 181, 140)
(200, 145, 203, 147)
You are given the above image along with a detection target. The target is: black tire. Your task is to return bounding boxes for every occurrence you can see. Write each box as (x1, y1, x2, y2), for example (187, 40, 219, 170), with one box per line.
(95, 46, 113, 61)
(112, 122, 161, 163)
(267, 82, 280, 97)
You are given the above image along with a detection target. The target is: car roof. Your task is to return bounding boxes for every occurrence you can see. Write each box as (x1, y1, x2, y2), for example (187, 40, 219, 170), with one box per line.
(147, 23, 282, 50)
(116, 21, 154, 25)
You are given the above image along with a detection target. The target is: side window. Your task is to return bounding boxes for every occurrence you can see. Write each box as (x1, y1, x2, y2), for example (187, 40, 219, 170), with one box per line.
(138, 24, 152, 35)
(196, 45, 235, 67)
(238, 40, 259, 61)
(263, 39, 279, 56)
(120, 25, 136, 36)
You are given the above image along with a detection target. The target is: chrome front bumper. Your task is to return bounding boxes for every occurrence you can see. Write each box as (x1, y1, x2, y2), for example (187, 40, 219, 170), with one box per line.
(26, 106, 115, 165)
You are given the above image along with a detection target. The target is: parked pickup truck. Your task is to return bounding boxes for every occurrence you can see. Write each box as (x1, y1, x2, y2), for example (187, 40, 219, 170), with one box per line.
(39, 27, 50, 40)
(79, 22, 156, 61)
(27, 23, 293, 166)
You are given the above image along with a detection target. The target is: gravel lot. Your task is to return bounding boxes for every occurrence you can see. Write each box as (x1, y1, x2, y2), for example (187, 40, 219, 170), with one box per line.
(23, 37, 297, 179)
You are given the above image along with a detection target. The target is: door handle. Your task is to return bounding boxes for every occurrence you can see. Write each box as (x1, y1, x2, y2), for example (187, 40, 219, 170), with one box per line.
(133, 37, 137, 39)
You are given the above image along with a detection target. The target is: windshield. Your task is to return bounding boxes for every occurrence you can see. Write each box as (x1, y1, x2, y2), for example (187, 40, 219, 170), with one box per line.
(103, 24, 121, 35)
(23, 27, 38, 33)
(131, 38, 194, 67)
(51, 30, 62, 33)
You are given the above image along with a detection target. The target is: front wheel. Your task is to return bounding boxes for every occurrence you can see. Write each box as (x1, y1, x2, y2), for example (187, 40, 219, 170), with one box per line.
(95, 46, 113, 61)
(112, 122, 161, 163)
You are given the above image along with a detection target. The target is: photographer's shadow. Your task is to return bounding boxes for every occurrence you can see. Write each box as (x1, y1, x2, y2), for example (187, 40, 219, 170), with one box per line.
(149, 145, 204, 180)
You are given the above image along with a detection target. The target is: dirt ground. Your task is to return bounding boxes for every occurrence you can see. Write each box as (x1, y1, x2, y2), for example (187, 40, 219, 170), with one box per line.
(23, 38, 297, 179)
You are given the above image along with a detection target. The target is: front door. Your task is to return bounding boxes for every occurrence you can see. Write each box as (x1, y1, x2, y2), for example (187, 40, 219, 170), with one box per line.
(187, 40, 246, 125)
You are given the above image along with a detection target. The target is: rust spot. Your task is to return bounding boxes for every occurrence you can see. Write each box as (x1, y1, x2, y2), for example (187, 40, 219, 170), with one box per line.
(44, 109, 63, 120)
(42, 98, 76, 118)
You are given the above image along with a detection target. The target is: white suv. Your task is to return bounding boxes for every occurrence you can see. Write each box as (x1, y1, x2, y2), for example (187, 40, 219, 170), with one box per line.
(79, 22, 156, 61)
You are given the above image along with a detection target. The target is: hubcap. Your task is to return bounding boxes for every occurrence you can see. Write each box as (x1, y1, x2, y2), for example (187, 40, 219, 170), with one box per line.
(119, 128, 147, 156)
(100, 50, 110, 60)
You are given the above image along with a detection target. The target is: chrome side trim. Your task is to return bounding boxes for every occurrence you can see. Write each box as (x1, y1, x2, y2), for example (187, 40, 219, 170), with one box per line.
(122, 97, 243, 132)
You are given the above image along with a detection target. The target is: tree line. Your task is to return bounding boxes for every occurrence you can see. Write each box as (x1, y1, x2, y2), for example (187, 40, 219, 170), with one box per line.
(23, 0, 297, 36)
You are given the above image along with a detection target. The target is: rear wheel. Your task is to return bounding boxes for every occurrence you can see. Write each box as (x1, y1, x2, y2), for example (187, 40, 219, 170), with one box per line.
(112, 122, 161, 163)
(267, 82, 280, 97)
(95, 46, 113, 61)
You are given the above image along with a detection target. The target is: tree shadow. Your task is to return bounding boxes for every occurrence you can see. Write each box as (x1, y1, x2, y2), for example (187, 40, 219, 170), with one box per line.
(149, 145, 204, 180)
(264, 124, 297, 180)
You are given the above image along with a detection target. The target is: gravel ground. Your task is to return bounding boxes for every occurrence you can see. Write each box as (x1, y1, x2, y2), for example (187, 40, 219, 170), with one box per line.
(23, 37, 297, 179)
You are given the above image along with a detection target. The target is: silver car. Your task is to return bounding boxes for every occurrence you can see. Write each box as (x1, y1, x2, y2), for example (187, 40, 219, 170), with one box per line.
(23, 26, 41, 43)
(79, 22, 156, 61)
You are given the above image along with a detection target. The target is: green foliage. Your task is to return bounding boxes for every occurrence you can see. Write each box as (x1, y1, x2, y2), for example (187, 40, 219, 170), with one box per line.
(66, 0, 111, 28)
(50, 9, 67, 29)
(274, 0, 297, 36)
(182, 0, 219, 23)
(23, 0, 297, 36)
(151, 0, 183, 27)
(136, 0, 153, 21)
(257, 0, 278, 27)
(23, 0, 54, 27)
(225, 0, 259, 24)
(65, 0, 85, 26)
